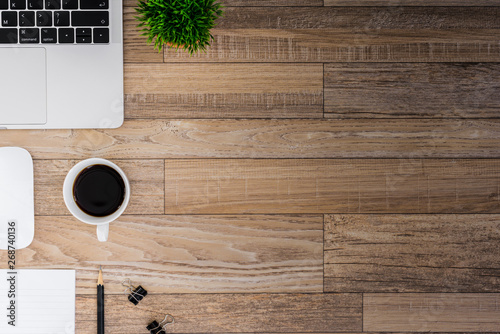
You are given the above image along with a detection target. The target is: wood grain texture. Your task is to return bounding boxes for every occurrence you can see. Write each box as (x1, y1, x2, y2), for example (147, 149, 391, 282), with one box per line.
(163, 28, 500, 62)
(324, 214, 500, 293)
(123, 7, 163, 63)
(124, 64, 323, 119)
(7, 1, 500, 331)
(214, 7, 500, 29)
(164, 7, 500, 62)
(326, 0, 500, 5)
(76, 293, 362, 333)
(2, 119, 500, 159)
(124, 0, 324, 6)
(325, 63, 500, 119)
(221, 0, 324, 5)
(33, 160, 164, 216)
(165, 159, 500, 214)
(364, 294, 500, 332)
(3, 215, 322, 293)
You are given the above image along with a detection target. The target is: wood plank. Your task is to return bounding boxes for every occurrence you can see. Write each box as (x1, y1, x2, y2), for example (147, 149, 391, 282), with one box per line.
(364, 293, 500, 332)
(3, 215, 322, 294)
(125, 0, 323, 5)
(164, 7, 500, 62)
(2, 119, 500, 159)
(325, 63, 500, 119)
(76, 293, 361, 333)
(221, 0, 323, 5)
(123, 7, 163, 63)
(324, 214, 500, 293)
(326, 0, 500, 5)
(165, 159, 500, 214)
(124, 64, 323, 119)
(214, 7, 500, 30)
(34, 160, 164, 216)
(165, 28, 500, 62)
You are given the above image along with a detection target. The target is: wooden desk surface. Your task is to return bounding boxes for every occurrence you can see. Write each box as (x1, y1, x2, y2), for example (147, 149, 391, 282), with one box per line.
(2, 1, 500, 333)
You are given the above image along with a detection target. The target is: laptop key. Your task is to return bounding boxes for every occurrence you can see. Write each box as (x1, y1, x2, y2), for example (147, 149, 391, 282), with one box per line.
(28, 0, 43, 9)
(58, 27, 74, 43)
(93, 27, 108, 43)
(76, 35, 91, 43)
(2, 12, 17, 27)
(80, 0, 108, 9)
(41, 27, 56, 43)
(19, 11, 35, 27)
(11, 0, 27, 10)
(76, 28, 91, 36)
(54, 11, 69, 26)
(76, 27, 91, 43)
(0, 0, 8, 9)
(20, 28, 39, 43)
(62, 0, 78, 9)
(45, 0, 61, 9)
(37, 11, 52, 26)
(72, 11, 108, 26)
(0, 28, 18, 43)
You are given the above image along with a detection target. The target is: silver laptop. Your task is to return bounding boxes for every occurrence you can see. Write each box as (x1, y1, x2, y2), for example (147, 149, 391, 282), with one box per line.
(0, 0, 123, 129)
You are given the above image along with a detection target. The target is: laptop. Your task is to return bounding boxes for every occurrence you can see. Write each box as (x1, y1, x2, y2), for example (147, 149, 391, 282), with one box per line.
(0, 0, 123, 129)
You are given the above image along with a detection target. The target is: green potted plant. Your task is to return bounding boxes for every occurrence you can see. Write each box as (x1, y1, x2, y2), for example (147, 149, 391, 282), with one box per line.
(135, 0, 224, 54)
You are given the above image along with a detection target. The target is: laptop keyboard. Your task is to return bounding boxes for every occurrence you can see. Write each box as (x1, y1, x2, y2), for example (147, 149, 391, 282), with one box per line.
(0, 0, 109, 44)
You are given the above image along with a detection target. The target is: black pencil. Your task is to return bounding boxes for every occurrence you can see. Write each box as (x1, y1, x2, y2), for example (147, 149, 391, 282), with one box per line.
(97, 266, 105, 334)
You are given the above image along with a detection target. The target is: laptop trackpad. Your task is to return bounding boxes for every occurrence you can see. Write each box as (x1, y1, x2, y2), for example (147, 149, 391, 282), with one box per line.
(0, 48, 47, 125)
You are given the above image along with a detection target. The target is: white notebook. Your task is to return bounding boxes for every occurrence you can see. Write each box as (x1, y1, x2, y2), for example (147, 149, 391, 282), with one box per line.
(0, 270, 75, 334)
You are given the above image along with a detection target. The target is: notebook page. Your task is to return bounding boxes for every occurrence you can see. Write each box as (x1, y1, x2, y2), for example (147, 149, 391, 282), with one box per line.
(0, 269, 75, 334)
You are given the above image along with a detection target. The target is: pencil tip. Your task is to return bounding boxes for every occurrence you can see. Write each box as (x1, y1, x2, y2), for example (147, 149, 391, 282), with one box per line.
(98, 266, 104, 285)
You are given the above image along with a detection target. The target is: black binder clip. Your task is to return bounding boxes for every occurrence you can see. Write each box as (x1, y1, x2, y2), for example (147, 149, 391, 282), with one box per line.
(122, 278, 148, 305)
(147, 314, 175, 334)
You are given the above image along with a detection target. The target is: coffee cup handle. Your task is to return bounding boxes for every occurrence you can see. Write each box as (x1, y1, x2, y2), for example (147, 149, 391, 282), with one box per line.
(96, 224, 109, 242)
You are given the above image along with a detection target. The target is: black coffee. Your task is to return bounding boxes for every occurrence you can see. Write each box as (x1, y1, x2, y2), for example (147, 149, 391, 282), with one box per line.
(73, 164, 126, 217)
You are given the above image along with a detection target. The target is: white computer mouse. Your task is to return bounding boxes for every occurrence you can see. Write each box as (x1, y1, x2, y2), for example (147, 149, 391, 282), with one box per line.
(0, 147, 34, 250)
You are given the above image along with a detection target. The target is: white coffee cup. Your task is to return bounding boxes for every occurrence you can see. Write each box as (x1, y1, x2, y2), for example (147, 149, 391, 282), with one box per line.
(63, 158, 130, 242)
